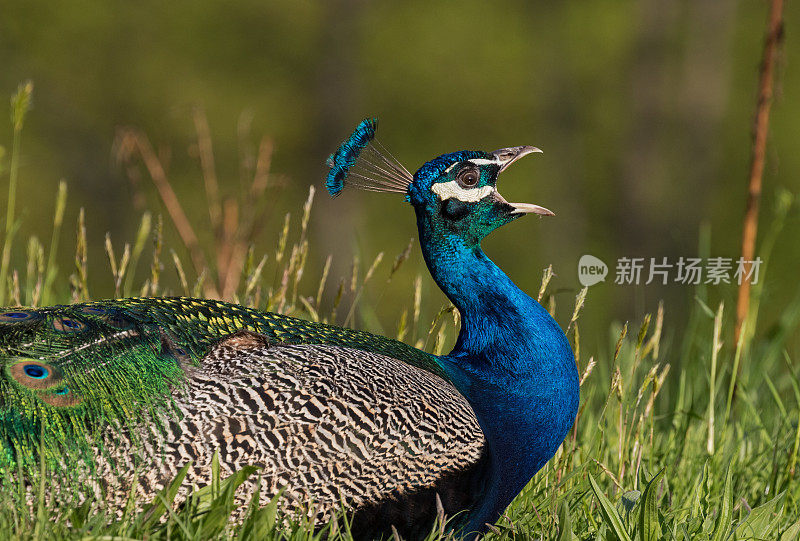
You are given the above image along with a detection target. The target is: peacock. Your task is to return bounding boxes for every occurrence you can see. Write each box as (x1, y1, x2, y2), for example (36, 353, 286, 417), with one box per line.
(0, 119, 579, 539)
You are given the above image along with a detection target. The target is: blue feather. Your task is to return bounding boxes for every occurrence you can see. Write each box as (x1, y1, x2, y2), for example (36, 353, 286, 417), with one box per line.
(325, 118, 413, 197)
(326, 118, 378, 196)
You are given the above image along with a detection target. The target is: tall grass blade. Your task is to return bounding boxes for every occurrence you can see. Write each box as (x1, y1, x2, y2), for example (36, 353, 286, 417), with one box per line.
(43, 180, 67, 304)
(0, 81, 33, 306)
(638, 467, 665, 541)
(710, 463, 734, 541)
(588, 473, 632, 541)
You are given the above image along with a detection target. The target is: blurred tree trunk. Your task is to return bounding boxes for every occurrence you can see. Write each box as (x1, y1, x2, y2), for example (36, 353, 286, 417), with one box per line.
(619, 0, 734, 253)
(614, 0, 735, 323)
(617, 0, 677, 254)
(309, 0, 365, 316)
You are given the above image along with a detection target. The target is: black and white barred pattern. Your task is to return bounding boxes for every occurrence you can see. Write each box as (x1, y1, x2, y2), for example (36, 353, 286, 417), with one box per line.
(89, 332, 485, 536)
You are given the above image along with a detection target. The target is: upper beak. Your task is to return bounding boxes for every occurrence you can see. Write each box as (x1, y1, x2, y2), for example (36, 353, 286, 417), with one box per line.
(492, 145, 542, 172)
(490, 146, 555, 216)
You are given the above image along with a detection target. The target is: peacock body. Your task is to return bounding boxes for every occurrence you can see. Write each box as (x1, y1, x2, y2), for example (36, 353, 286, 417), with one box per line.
(0, 119, 579, 539)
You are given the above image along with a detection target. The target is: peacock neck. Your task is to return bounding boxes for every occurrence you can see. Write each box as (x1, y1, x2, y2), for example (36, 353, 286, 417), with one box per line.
(416, 210, 580, 535)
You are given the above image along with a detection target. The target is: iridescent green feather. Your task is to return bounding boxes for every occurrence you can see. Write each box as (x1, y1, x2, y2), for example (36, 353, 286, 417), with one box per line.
(0, 297, 442, 479)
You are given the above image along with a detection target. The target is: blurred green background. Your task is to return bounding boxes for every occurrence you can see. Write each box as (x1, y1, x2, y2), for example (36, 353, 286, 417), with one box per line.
(1, 0, 798, 356)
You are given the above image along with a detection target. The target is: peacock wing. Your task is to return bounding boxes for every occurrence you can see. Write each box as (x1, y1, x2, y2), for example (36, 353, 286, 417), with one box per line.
(101, 332, 486, 535)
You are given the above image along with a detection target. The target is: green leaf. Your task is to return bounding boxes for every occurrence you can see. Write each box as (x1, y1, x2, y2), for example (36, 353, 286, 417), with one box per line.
(192, 463, 261, 536)
(588, 473, 632, 541)
(764, 374, 788, 419)
(710, 464, 734, 541)
(780, 518, 800, 541)
(621, 490, 640, 521)
(558, 500, 574, 541)
(689, 461, 709, 520)
(639, 467, 665, 541)
(139, 462, 191, 530)
(68, 498, 93, 529)
(238, 485, 285, 539)
(735, 492, 785, 540)
(695, 296, 716, 319)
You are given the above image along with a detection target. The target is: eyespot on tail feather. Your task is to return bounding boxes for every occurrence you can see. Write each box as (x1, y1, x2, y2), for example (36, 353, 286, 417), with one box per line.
(326, 118, 378, 196)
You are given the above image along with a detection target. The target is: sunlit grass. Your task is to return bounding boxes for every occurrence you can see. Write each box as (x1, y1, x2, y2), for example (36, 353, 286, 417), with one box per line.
(1, 87, 799, 540)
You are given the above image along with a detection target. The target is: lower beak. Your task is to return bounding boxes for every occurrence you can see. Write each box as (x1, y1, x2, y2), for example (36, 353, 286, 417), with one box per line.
(490, 146, 554, 216)
(508, 202, 555, 216)
(494, 191, 555, 216)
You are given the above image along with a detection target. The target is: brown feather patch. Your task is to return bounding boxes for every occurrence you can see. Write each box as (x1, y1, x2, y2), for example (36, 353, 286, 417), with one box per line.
(40, 389, 83, 407)
(215, 330, 273, 350)
(7, 359, 64, 390)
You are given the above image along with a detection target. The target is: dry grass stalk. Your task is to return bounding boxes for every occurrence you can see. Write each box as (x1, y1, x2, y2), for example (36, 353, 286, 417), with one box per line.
(735, 0, 785, 344)
(114, 117, 282, 301)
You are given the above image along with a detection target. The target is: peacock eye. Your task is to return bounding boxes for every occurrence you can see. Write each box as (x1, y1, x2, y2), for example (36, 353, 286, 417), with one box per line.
(24, 365, 48, 379)
(456, 167, 480, 188)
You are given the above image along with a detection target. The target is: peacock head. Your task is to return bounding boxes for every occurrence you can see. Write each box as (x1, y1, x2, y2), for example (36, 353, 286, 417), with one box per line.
(326, 118, 553, 245)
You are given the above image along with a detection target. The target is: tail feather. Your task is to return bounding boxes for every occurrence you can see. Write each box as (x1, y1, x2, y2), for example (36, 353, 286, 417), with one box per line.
(0, 303, 189, 478)
(0, 297, 442, 480)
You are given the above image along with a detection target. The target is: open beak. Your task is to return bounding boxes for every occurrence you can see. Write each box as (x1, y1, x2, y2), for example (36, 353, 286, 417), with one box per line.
(490, 146, 555, 216)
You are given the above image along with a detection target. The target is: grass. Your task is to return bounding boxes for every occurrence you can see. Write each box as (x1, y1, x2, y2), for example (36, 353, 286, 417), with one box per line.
(1, 85, 799, 540)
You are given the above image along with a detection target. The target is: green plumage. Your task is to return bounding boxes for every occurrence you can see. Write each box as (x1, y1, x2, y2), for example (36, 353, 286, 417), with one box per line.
(0, 297, 441, 481)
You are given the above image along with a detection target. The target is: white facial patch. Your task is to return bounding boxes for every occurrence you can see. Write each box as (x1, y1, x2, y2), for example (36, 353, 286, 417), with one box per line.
(444, 158, 498, 174)
(431, 180, 494, 203)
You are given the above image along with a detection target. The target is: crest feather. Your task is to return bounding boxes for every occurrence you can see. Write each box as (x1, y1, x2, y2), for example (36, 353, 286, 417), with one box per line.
(326, 118, 412, 196)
